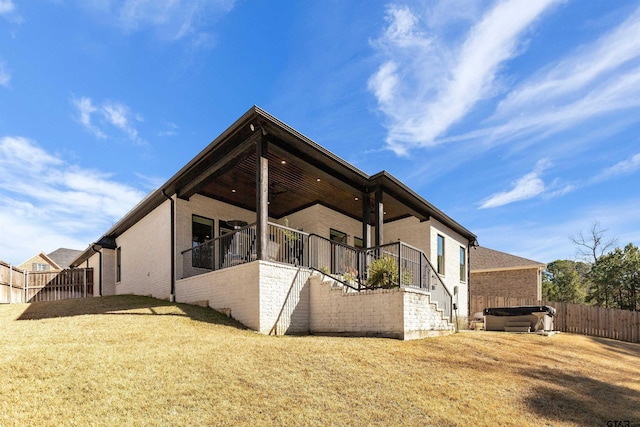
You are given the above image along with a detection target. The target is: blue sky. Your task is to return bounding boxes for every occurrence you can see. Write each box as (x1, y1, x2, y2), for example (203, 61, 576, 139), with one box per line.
(1, 0, 639, 266)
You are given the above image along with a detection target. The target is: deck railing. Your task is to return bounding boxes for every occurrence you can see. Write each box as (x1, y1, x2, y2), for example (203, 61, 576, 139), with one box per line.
(363, 242, 453, 320)
(180, 223, 453, 319)
(181, 222, 309, 278)
(182, 223, 257, 278)
(307, 234, 362, 287)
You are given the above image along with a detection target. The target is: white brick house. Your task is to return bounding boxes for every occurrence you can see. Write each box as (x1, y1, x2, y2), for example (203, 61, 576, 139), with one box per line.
(71, 107, 477, 339)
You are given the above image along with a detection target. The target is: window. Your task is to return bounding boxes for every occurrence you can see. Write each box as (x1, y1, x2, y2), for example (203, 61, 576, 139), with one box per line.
(192, 215, 214, 269)
(437, 234, 445, 275)
(329, 229, 347, 274)
(459, 246, 466, 282)
(330, 229, 347, 244)
(354, 237, 364, 249)
(116, 247, 122, 283)
(32, 263, 50, 271)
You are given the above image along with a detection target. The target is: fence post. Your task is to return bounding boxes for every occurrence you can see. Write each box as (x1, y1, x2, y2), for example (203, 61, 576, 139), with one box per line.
(83, 268, 87, 298)
(9, 265, 12, 304)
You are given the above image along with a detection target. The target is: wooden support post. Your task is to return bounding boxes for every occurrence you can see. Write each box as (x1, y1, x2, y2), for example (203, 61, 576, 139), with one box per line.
(256, 136, 269, 261)
(361, 193, 371, 248)
(374, 188, 384, 247)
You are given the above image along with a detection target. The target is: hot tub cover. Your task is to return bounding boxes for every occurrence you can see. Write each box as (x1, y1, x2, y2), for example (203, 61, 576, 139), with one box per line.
(483, 305, 556, 317)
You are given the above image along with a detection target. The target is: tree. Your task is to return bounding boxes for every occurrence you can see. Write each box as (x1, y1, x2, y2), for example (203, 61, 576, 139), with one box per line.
(569, 222, 617, 264)
(543, 260, 589, 303)
(589, 243, 640, 311)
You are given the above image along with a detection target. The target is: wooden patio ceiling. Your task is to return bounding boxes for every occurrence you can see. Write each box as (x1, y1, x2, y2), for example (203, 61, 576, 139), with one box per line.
(196, 142, 425, 224)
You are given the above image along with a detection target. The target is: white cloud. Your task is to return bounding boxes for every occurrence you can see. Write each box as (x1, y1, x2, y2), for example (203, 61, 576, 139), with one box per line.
(494, 6, 640, 118)
(102, 101, 142, 141)
(0, 0, 14, 15)
(474, 66, 640, 148)
(71, 96, 144, 144)
(82, 0, 235, 43)
(0, 62, 10, 86)
(436, 5, 640, 150)
(0, 136, 146, 264)
(479, 172, 544, 209)
(368, 0, 560, 154)
(592, 152, 640, 183)
(479, 160, 549, 209)
(72, 96, 106, 139)
(157, 121, 178, 137)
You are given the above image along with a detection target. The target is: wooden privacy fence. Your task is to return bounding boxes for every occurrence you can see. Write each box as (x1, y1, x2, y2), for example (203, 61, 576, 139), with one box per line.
(26, 269, 94, 302)
(471, 295, 640, 344)
(0, 261, 26, 303)
(0, 261, 93, 303)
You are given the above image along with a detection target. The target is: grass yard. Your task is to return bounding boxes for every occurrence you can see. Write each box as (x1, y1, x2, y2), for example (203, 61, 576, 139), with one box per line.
(1, 295, 639, 426)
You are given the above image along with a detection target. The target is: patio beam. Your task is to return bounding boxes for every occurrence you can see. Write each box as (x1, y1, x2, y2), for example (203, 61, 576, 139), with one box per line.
(256, 135, 269, 261)
(177, 131, 261, 200)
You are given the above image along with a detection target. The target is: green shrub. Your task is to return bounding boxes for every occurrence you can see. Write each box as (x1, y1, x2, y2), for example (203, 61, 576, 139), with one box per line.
(367, 256, 413, 288)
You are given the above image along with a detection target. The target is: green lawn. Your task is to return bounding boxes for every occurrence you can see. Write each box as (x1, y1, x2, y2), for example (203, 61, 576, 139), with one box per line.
(1, 295, 638, 426)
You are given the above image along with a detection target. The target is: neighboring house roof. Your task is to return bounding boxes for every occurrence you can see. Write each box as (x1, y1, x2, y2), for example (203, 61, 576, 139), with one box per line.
(17, 252, 60, 271)
(470, 246, 545, 272)
(47, 248, 83, 270)
(71, 106, 478, 267)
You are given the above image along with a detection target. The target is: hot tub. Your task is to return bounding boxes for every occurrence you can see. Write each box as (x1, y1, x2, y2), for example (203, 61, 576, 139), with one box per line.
(483, 305, 555, 332)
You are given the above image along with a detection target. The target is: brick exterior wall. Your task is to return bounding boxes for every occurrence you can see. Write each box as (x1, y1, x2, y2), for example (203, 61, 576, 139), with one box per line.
(101, 248, 116, 296)
(384, 216, 430, 253)
(428, 217, 470, 317)
(258, 263, 312, 335)
(176, 261, 311, 334)
(470, 268, 541, 300)
(82, 250, 114, 297)
(176, 261, 261, 330)
(115, 200, 172, 299)
(85, 252, 100, 296)
(176, 264, 453, 339)
(309, 275, 453, 339)
(284, 203, 367, 246)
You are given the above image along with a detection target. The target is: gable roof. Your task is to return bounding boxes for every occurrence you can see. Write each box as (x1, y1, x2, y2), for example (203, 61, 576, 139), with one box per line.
(18, 252, 60, 271)
(47, 248, 83, 270)
(470, 246, 545, 272)
(71, 106, 477, 267)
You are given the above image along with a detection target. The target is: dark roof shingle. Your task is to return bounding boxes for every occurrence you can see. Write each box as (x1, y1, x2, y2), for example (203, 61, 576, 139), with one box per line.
(470, 246, 545, 271)
(47, 248, 83, 269)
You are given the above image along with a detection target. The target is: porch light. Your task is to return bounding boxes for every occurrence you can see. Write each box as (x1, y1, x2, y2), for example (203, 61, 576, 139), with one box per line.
(232, 189, 237, 193)
(354, 197, 359, 201)
(281, 160, 286, 165)
(316, 178, 321, 182)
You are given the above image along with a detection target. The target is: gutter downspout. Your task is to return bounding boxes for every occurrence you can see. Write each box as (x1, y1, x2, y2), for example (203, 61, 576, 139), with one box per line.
(91, 245, 102, 296)
(467, 239, 478, 318)
(162, 190, 176, 303)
